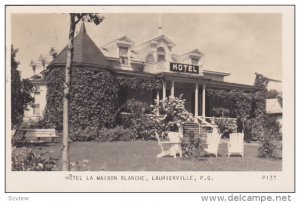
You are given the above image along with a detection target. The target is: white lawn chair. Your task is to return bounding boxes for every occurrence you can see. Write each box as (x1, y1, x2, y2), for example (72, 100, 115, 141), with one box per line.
(155, 132, 182, 158)
(228, 133, 244, 157)
(204, 127, 221, 157)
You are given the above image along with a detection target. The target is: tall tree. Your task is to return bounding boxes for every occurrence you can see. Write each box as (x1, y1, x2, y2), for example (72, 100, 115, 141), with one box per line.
(11, 45, 33, 128)
(62, 13, 104, 171)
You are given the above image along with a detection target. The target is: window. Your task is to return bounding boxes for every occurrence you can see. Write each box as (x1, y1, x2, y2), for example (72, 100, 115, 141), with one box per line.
(119, 46, 129, 65)
(157, 47, 166, 62)
(32, 104, 40, 116)
(191, 58, 199, 65)
(34, 92, 40, 102)
(146, 54, 155, 63)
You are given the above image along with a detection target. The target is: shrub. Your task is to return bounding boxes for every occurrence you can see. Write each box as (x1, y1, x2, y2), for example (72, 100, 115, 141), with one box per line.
(151, 95, 194, 133)
(257, 115, 282, 158)
(12, 147, 56, 171)
(118, 99, 158, 140)
(211, 107, 230, 117)
(70, 160, 90, 171)
(130, 116, 158, 140)
(181, 131, 207, 159)
(70, 126, 99, 141)
(214, 118, 237, 137)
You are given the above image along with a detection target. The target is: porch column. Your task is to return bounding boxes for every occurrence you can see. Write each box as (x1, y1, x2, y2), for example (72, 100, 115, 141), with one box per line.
(163, 80, 167, 99)
(202, 83, 206, 117)
(171, 81, 175, 97)
(156, 90, 160, 115)
(195, 83, 199, 116)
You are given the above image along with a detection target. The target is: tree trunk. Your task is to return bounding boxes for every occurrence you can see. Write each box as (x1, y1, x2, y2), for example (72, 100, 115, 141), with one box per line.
(62, 14, 76, 171)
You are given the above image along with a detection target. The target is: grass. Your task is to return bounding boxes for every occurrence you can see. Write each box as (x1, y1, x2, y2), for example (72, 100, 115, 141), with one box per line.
(24, 140, 282, 171)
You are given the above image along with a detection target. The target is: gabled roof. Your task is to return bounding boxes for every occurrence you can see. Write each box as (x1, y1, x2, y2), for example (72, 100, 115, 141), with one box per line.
(266, 98, 282, 114)
(101, 36, 135, 49)
(139, 35, 176, 48)
(48, 22, 109, 68)
(116, 36, 135, 45)
(183, 49, 205, 57)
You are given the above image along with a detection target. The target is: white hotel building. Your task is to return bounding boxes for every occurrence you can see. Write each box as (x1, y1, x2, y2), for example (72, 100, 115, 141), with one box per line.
(24, 22, 260, 121)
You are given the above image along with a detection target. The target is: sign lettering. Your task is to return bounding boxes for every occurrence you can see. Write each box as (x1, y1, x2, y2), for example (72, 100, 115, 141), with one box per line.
(170, 62, 199, 74)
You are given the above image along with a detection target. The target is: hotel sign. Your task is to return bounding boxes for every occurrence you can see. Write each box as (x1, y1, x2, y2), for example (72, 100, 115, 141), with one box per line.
(170, 62, 199, 74)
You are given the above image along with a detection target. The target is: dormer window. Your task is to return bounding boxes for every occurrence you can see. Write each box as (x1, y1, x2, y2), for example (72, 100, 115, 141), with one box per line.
(157, 47, 166, 62)
(191, 57, 199, 65)
(119, 46, 129, 65)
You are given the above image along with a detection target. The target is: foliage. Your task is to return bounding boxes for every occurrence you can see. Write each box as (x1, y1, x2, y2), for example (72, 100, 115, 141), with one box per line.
(258, 135, 282, 159)
(125, 98, 148, 115)
(254, 73, 270, 88)
(266, 90, 282, 107)
(251, 74, 270, 141)
(42, 67, 119, 134)
(211, 107, 230, 117)
(11, 45, 34, 128)
(131, 115, 159, 140)
(257, 115, 282, 158)
(252, 73, 283, 155)
(116, 75, 163, 90)
(70, 160, 90, 171)
(229, 89, 253, 122)
(72, 13, 104, 25)
(119, 99, 158, 140)
(70, 126, 99, 141)
(40, 66, 165, 140)
(266, 89, 281, 99)
(151, 95, 194, 133)
(181, 130, 207, 159)
(206, 88, 254, 122)
(214, 118, 237, 136)
(12, 147, 56, 171)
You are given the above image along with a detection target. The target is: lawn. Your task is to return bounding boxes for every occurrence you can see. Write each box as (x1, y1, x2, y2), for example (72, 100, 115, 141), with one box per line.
(25, 140, 282, 171)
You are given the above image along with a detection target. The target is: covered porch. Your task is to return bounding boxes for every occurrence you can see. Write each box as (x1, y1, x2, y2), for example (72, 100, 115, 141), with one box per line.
(117, 71, 261, 119)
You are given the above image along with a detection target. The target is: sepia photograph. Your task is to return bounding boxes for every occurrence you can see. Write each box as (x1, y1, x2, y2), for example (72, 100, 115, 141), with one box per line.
(5, 5, 294, 192)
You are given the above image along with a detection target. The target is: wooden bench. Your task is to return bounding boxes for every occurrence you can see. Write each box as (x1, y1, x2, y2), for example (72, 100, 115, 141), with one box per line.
(12, 129, 58, 145)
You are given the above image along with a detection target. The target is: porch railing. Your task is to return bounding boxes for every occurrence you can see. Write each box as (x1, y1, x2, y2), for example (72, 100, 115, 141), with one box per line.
(195, 116, 237, 129)
(144, 61, 168, 74)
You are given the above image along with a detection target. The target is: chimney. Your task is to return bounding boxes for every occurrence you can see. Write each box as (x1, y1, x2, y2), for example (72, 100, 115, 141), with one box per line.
(38, 54, 46, 68)
(49, 47, 57, 60)
(30, 60, 36, 75)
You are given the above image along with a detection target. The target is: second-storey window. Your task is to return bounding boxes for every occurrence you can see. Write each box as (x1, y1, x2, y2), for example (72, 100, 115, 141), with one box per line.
(191, 57, 199, 65)
(146, 54, 155, 63)
(32, 104, 40, 116)
(119, 46, 129, 65)
(157, 47, 166, 62)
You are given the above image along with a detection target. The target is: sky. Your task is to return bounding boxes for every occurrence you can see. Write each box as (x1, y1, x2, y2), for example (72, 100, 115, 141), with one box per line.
(10, 13, 282, 85)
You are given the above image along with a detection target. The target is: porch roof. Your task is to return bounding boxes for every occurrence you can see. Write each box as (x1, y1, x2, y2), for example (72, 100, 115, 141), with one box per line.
(160, 72, 262, 91)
